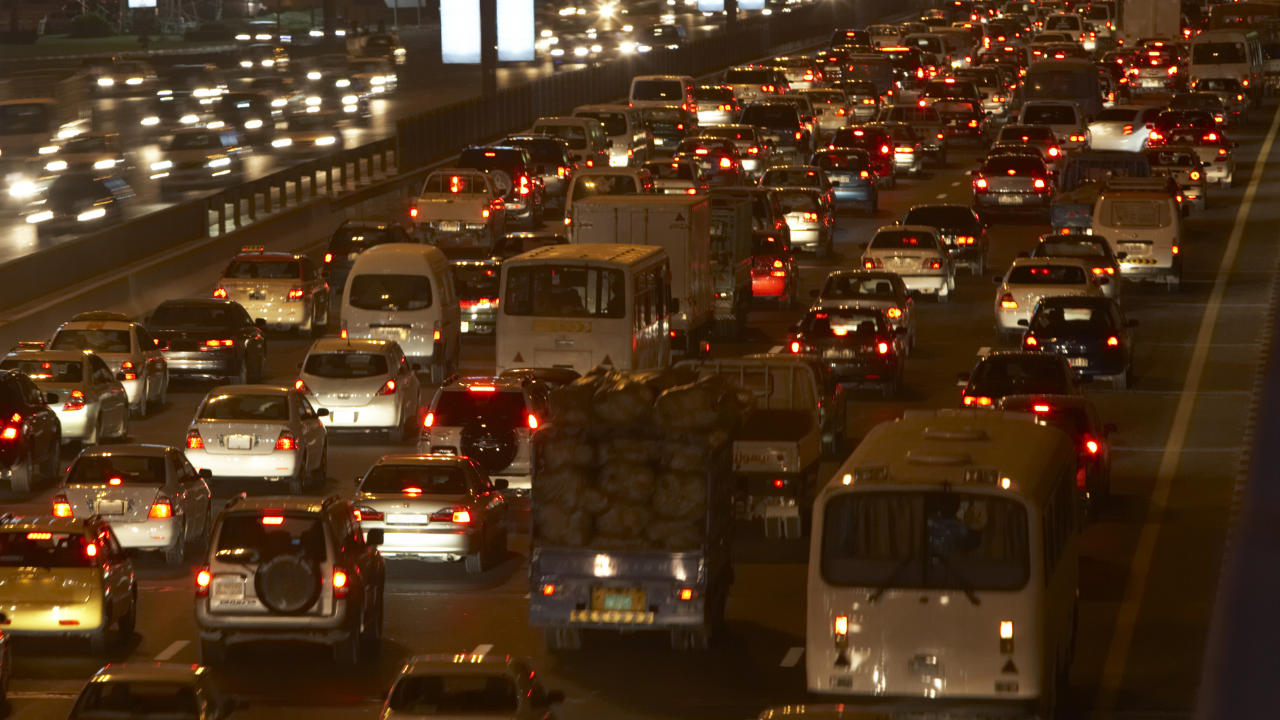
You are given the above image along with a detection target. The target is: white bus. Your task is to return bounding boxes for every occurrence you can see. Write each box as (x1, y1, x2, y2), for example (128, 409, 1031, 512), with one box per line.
(496, 243, 671, 376)
(807, 410, 1079, 718)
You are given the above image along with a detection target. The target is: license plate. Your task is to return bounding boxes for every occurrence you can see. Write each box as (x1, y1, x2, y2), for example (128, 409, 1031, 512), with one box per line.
(386, 514, 428, 525)
(331, 410, 356, 424)
(654, 137, 668, 145)
(96, 500, 125, 515)
(373, 328, 408, 341)
(437, 221, 460, 232)
(212, 577, 244, 600)
(1140, 79, 1162, 87)
(829, 174, 851, 183)
(824, 349, 855, 359)
(593, 588, 644, 611)
(1068, 357, 1089, 368)
(460, 321, 470, 333)
(249, 292, 265, 300)
(225, 434, 253, 450)
(997, 195, 1023, 204)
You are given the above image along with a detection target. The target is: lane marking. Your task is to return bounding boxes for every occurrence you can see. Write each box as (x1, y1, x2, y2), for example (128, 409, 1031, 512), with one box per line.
(935, 193, 948, 199)
(781, 647, 805, 667)
(1094, 97, 1280, 715)
(950, 181, 960, 187)
(154, 640, 189, 661)
(768, 345, 785, 354)
(471, 643, 493, 657)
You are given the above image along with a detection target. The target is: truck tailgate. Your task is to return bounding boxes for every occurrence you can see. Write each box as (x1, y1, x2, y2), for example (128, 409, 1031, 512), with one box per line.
(415, 195, 489, 223)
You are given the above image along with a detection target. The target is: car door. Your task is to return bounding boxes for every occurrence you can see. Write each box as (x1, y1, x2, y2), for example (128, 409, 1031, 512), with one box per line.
(173, 450, 211, 539)
(89, 356, 127, 430)
(98, 525, 133, 620)
(14, 375, 57, 463)
(133, 325, 167, 401)
(294, 393, 325, 466)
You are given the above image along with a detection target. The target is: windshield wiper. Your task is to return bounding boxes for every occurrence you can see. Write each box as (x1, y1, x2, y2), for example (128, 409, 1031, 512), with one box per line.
(934, 555, 981, 606)
(868, 556, 917, 604)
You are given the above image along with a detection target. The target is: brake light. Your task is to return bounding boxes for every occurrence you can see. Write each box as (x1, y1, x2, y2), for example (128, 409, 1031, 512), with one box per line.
(748, 146, 760, 154)
(528, 413, 539, 430)
(895, 146, 914, 154)
(860, 171, 869, 178)
(876, 341, 890, 355)
(0, 427, 15, 441)
(880, 145, 890, 154)
(355, 506, 382, 522)
(558, 165, 568, 178)
(1048, 147, 1060, 157)
(837, 108, 847, 116)
(974, 177, 988, 190)
(1033, 404, 1051, 413)
(332, 569, 348, 598)
(430, 508, 471, 524)
(1033, 178, 1047, 190)
(52, 496, 73, 518)
(963, 395, 993, 406)
(918, 99, 927, 107)
(1205, 133, 1218, 142)
(376, 379, 397, 396)
(275, 431, 297, 450)
(468, 385, 496, 392)
(324, 252, 333, 264)
(802, 212, 819, 222)
(148, 498, 173, 519)
(64, 390, 85, 412)
(789, 341, 802, 353)
(410, 206, 418, 219)
(719, 157, 732, 169)
(287, 288, 304, 300)
(886, 307, 903, 319)
(423, 412, 434, 428)
(542, 584, 557, 596)
(1173, 245, 1179, 255)
(204, 339, 234, 347)
(686, 188, 698, 195)
(1086, 439, 1100, 454)
(1218, 148, 1228, 156)
(1190, 171, 1201, 180)
(262, 516, 284, 525)
(294, 379, 310, 395)
(1107, 336, 1120, 347)
(186, 430, 204, 450)
(956, 236, 975, 245)
(121, 360, 136, 381)
(1000, 294, 1017, 309)
(212, 287, 227, 298)
(196, 568, 211, 597)
(1025, 335, 1038, 347)
(863, 258, 883, 269)
(922, 259, 942, 270)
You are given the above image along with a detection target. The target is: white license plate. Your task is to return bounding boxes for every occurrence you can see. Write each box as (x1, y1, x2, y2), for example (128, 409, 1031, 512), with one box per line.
(225, 434, 253, 450)
(823, 349, 855, 359)
(1068, 357, 1089, 368)
(460, 321, 470, 333)
(437, 221, 461, 232)
(386, 514, 428, 525)
(331, 410, 356, 424)
(373, 328, 408, 341)
(212, 577, 244, 600)
(997, 195, 1023, 204)
(1140, 79, 1162, 87)
(96, 500, 125, 515)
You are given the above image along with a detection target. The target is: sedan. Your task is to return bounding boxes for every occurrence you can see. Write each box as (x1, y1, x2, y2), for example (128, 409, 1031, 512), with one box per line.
(958, 350, 1082, 407)
(811, 269, 915, 350)
(693, 84, 740, 126)
(184, 385, 328, 493)
(699, 125, 770, 178)
(788, 305, 905, 397)
(68, 663, 245, 720)
(840, 80, 881, 122)
(775, 188, 835, 258)
(1147, 146, 1209, 211)
(1021, 294, 1137, 389)
(296, 337, 421, 442)
(998, 394, 1115, 517)
(380, 653, 562, 719)
(1088, 106, 1163, 152)
(809, 149, 878, 214)
(902, 203, 988, 275)
(37, 133, 129, 175)
(992, 258, 1107, 343)
(48, 311, 168, 418)
(271, 112, 345, 157)
(0, 349, 129, 446)
(1027, 232, 1123, 300)
(861, 225, 953, 302)
(992, 125, 1062, 171)
(54, 444, 212, 564)
(971, 154, 1053, 222)
(675, 137, 744, 186)
(1193, 77, 1250, 124)
(145, 299, 268, 384)
(1162, 129, 1237, 187)
(642, 157, 709, 195)
(355, 454, 509, 573)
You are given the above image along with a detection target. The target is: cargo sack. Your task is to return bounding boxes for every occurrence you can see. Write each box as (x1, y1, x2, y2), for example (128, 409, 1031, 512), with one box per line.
(548, 372, 610, 427)
(581, 487, 611, 515)
(645, 520, 704, 551)
(652, 471, 707, 521)
(597, 461, 657, 505)
(535, 504, 592, 547)
(594, 503, 654, 538)
(663, 441, 707, 473)
(588, 536, 654, 552)
(655, 376, 741, 433)
(592, 373, 657, 425)
(537, 466, 591, 509)
(597, 436, 662, 466)
(542, 432, 595, 470)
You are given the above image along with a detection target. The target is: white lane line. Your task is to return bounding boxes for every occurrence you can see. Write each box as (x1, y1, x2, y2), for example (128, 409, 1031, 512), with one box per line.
(154, 640, 189, 661)
(935, 193, 948, 199)
(1093, 96, 1280, 716)
(781, 647, 805, 667)
(950, 181, 961, 187)
(7, 691, 79, 699)
(471, 643, 494, 657)
(769, 345, 785, 354)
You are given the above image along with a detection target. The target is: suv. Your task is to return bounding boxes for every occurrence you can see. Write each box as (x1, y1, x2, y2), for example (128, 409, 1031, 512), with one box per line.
(419, 377, 551, 495)
(458, 146, 545, 230)
(499, 135, 578, 214)
(0, 370, 62, 492)
(321, 219, 414, 300)
(195, 493, 386, 665)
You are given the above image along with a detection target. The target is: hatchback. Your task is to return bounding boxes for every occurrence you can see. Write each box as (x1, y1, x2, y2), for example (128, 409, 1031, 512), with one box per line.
(1020, 295, 1138, 389)
(958, 350, 1081, 407)
(296, 338, 421, 442)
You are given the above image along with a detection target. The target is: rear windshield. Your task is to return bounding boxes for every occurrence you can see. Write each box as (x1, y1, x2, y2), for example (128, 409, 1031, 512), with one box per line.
(59, 136, 112, 153)
(811, 152, 869, 171)
(903, 206, 977, 228)
(215, 515, 326, 563)
(1036, 240, 1108, 258)
(924, 81, 975, 98)
(348, 274, 433, 311)
(646, 161, 695, 180)
(1007, 265, 1088, 284)
(1198, 78, 1241, 92)
(0, 532, 94, 568)
(632, 79, 685, 102)
(149, 304, 238, 328)
(984, 156, 1045, 174)
(701, 126, 754, 142)
(432, 389, 527, 426)
(641, 110, 687, 134)
(454, 264, 500, 302)
(70, 681, 200, 719)
(1044, 15, 1081, 30)
(199, 393, 290, 421)
(762, 168, 823, 187)
(870, 231, 939, 249)
(503, 265, 625, 319)
(223, 260, 300, 280)
(1147, 150, 1198, 167)
(1030, 304, 1113, 332)
(458, 149, 523, 172)
(533, 123, 587, 150)
(67, 455, 167, 486)
(971, 356, 1070, 395)
(575, 111, 627, 136)
(821, 275, 898, 299)
(1193, 42, 1247, 65)
(724, 68, 772, 83)
(328, 227, 399, 254)
(388, 674, 518, 714)
(571, 175, 638, 198)
(1170, 94, 1220, 109)
(303, 353, 389, 378)
(504, 139, 566, 164)
(0, 359, 82, 383)
(800, 308, 886, 336)
(1100, 198, 1172, 228)
(777, 191, 819, 211)
(933, 100, 981, 115)
(50, 329, 131, 353)
(740, 105, 799, 128)
(360, 465, 468, 495)
(998, 127, 1054, 143)
(1022, 105, 1077, 124)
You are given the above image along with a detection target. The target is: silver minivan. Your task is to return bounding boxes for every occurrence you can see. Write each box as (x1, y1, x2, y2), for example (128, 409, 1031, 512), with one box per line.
(573, 103, 651, 167)
(530, 116, 610, 169)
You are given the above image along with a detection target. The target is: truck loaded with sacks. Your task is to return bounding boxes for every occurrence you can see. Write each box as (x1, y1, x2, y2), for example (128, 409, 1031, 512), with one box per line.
(529, 368, 746, 651)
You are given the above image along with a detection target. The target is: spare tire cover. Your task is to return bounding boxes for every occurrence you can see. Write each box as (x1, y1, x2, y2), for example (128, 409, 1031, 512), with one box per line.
(461, 420, 518, 475)
(488, 169, 513, 197)
(254, 554, 322, 614)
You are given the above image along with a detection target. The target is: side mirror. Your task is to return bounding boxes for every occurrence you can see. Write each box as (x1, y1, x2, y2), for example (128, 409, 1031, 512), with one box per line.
(494, 478, 509, 490)
(1127, 319, 1139, 327)
(199, 468, 213, 480)
(1103, 422, 1117, 437)
(544, 690, 566, 705)
(366, 528, 384, 547)
(809, 289, 819, 297)
(991, 275, 1003, 284)
(254, 318, 267, 329)
(1017, 319, 1029, 326)
(315, 408, 329, 417)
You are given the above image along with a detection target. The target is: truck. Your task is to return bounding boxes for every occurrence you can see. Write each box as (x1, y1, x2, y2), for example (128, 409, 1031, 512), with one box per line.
(676, 354, 842, 540)
(0, 70, 91, 204)
(570, 195, 714, 358)
(1118, 0, 1180, 46)
(708, 194, 753, 341)
(410, 169, 507, 254)
(1050, 151, 1150, 231)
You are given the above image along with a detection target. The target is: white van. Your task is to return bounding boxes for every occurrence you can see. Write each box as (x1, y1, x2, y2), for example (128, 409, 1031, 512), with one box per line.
(573, 103, 651, 167)
(629, 74, 696, 111)
(1091, 179, 1182, 292)
(1190, 30, 1262, 97)
(530, 116, 610, 170)
(341, 244, 461, 383)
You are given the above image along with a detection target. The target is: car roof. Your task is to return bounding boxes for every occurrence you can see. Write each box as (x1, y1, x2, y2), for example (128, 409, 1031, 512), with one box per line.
(211, 385, 291, 396)
(374, 454, 472, 468)
(156, 298, 242, 309)
(223, 494, 338, 513)
(308, 337, 390, 353)
(91, 663, 208, 684)
(875, 224, 939, 236)
(401, 653, 516, 676)
(75, 443, 172, 459)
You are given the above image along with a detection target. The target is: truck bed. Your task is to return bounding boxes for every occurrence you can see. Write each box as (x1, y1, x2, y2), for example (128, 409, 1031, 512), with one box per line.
(414, 194, 490, 223)
(738, 409, 814, 442)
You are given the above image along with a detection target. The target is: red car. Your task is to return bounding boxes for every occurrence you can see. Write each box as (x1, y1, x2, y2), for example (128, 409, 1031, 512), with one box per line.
(750, 231, 798, 307)
(828, 126, 895, 188)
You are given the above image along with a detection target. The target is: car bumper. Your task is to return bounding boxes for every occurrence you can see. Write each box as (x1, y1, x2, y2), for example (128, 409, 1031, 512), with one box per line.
(1206, 162, 1232, 181)
(900, 274, 947, 294)
(975, 193, 1051, 211)
(995, 309, 1030, 331)
(0, 599, 107, 634)
(608, 150, 632, 167)
(163, 351, 239, 378)
(197, 601, 352, 642)
(787, 227, 822, 248)
(852, 107, 878, 121)
(184, 449, 300, 478)
(51, 408, 93, 439)
(107, 517, 181, 549)
(461, 308, 497, 334)
(239, 300, 308, 328)
(358, 522, 482, 559)
(752, 275, 787, 298)
(824, 358, 900, 386)
(315, 397, 402, 429)
(697, 110, 735, 125)
(833, 187, 874, 205)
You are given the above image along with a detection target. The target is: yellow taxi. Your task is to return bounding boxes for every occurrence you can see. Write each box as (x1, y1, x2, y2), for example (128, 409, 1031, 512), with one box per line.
(0, 514, 136, 653)
(212, 246, 330, 336)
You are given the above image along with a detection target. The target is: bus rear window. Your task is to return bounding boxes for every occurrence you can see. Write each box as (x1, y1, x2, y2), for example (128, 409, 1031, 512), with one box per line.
(503, 265, 625, 319)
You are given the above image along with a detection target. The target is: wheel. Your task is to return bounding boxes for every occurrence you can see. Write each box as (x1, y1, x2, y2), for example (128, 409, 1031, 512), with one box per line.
(193, 503, 212, 552)
(1230, 172, 1238, 189)
(430, 355, 446, 385)
(229, 363, 248, 386)
(388, 415, 405, 444)
(199, 637, 226, 664)
(485, 528, 508, 567)
(132, 381, 148, 418)
(288, 454, 306, 494)
(156, 374, 168, 408)
(164, 520, 185, 564)
(543, 627, 582, 651)
(8, 451, 33, 493)
(40, 431, 60, 482)
(309, 300, 328, 338)
(465, 531, 489, 574)
(118, 588, 138, 635)
(360, 594, 383, 657)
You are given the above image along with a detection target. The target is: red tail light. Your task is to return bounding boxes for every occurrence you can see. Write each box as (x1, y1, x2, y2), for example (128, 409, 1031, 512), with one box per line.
(837, 108, 847, 116)
(294, 379, 310, 394)
(802, 212, 818, 222)
(0, 427, 16, 441)
(1190, 171, 1201, 180)
(275, 431, 297, 451)
(431, 508, 471, 523)
(148, 498, 173, 519)
(1000, 294, 1017, 309)
(789, 341, 802, 353)
(64, 390, 86, 412)
(423, 412, 434, 428)
(1048, 147, 1061, 157)
(922, 259, 942, 270)
(409, 206, 418, 219)
(1086, 439, 1100, 454)
(204, 339, 234, 347)
(886, 307, 903, 319)
(196, 568, 211, 597)
(876, 340, 890, 355)
(880, 145, 890, 154)
(376, 379, 397, 396)
(527, 413, 539, 430)
(963, 395, 993, 406)
(557, 166, 568, 178)
(332, 568, 349, 598)
(719, 157, 732, 169)
(324, 252, 333, 264)
(1033, 178, 1047, 190)
(974, 177, 988, 190)
(52, 496, 73, 518)
(1025, 335, 1038, 347)
(518, 175, 530, 195)
(212, 287, 227, 298)
(355, 506, 383, 522)
(121, 360, 136, 381)
(747, 146, 759, 154)
(186, 429, 204, 450)
(1204, 133, 1218, 143)
(1106, 336, 1120, 347)
(287, 288, 304, 300)
(863, 258, 883, 269)
(686, 188, 698, 195)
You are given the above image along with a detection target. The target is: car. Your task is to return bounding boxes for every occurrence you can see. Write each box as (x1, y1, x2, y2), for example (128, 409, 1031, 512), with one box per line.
(152, 128, 249, 199)
(676, 137, 745, 186)
(759, 165, 836, 207)
(296, 337, 421, 441)
(1130, 46, 1184, 94)
(1027, 232, 1123, 300)
(861, 225, 954, 301)
(453, 258, 502, 335)
(799, 88, 853, 140)
(722, 65, 791, 104)
(1169, 91, 1228, 126)
(380, 653, 564, 720)
(751, 231, 800, 307)
(419, 376, 552, 495)
(0, 369, 62, 491)
(48, 311, 169, 417)
(21, 172, 135, 239)
(644, 156, 709, 195)
(958, 350, 1081, 407)
(1149, 109, 1217, 145)
(68, 663, 244, 720)
(1192, 77, 1250, 124)
(710, 186, 793, 245)
(811, 269, 916, 350)
(971, 153, 1054, 221)
(459, 145, 546, 230)
(839, 79, 882, 122)
(195, 493, 385, 664)
(37, 133, 128, 175)
(639, 105, 698, 157)
(211, 92, 276, 145)
(997, 394, 1115, 515)
(0, 514, 136, 652)
(1147, 146, 1209, 212)
(874, 122, 926, 177)
(53, 444, 213, 564)
(809, 148, 878, 213)
(1018, 100, 1089, 150)
(348, 56, 397, 94)
(739, 101, 812, 159)
(693, 84, 742, 126)
(247, 75, 302, 117)
(992, 125, 1063, 170)
(0, 348, 129, 447)
(788, 305, 905, 397)
(212, 246, 330, 336)
(773, 55, 824, 90)
(270, 111, 345, 157)
(902, 203, 988, 275)
(1088, 106, 1165, 152)
(699, 124, 771, 178)
(500, 134, 578, 213)
(774, 187, 836, 258)
(184, 384, 328, 493)
(1162, 127, 1237, 187)
(1020, 294, 1137, 388)
(550, 31, 612, 67)
(829, 125, 897, 187)
(354, 454, 510, 572)
(993, 257, 1107, 343)
(145, 299, 268, 384)
(321, 219, 415, 300)
(309, 76, 373, 125)
(875, 105, 948, 165)
(91, 59, 157, 94)
(954, 65, 1012, 119)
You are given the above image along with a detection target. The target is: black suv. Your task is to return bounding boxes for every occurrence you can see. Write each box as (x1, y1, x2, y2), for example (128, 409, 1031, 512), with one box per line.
(196, 493, 386, 664)
(321, 219, 414, 299)
(458, 146, 545, 230)
(0, 370, 62, 492)
(145, 299, 268, 384)
(903, 203, 989, 275)
(499, 135, 577, 214)
(740, 101, 810, 158)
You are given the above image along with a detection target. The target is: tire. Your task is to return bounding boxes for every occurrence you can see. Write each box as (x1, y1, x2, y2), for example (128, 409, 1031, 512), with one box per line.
(333, 631, 361, 665)
(465, 531, 489, 573)
(388, 415, 405, 444)
(164, 520, 185, 565)
(431, 356, 445, 385)
(118, 588, 138, 636)
(157, 375, 168, 409)
(543, 627, 582, 651)
(8, 451, 33, 493)
(309, 300, 328, 339)
(360, 595, 383, 657)
(199, 637, 226, 664)
(311, 443, 328, 489)
(288, 454, 306, 494)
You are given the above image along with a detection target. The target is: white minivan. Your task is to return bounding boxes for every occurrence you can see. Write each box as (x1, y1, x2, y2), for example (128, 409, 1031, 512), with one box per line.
(1091, 180, 1182, 292)
(530, 116, 611, 170)
(628, 74, 696, 111)
(573, 103, 651, 167)
(341, 244, 462, 383)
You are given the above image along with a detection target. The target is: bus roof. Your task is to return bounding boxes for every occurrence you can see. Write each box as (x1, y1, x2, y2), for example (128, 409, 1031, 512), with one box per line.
(505, 242, 667, 266)
(824, 411, 1075, 504)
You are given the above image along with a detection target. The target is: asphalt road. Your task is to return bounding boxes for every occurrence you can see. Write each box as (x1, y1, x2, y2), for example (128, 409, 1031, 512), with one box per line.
(0, 88, 1275, 719)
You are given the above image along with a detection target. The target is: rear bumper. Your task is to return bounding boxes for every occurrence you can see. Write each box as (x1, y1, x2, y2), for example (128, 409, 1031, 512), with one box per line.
(185, 448, 300, 478)
(833, 187, 874, 205)
(51, 408, 93, 439)
(314, 396, 402, 430)
(0, 599, 106, 633)
(752, 275, 788, 298)
(197, 601, 352, 643)
(107, 517, 181, 549)
(975, 193, 1051, 211)
(788, 227, 822, 248)
(900, 274, 948, 294)
(824, 358, 900, 386)
(163, 351, 240, 378)
(238, 300, 308, 328)
(358, 523, 482, 559)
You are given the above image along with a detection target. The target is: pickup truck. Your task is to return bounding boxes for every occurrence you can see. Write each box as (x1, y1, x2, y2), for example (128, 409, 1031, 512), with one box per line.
(410, 169, 506, 252)
(1050, 151, 1150, 231)
(709, 194, 753, 341)
(676, 354, 842, 539)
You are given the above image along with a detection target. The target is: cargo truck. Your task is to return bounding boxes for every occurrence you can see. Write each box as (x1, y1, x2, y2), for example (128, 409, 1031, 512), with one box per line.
(708, 194, 753, 340)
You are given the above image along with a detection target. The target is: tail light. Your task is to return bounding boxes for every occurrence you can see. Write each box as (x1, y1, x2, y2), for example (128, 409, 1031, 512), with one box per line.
(1033, 178, 1047, 190)
(1086, 438, 1100, 454)
(880, 145, 890, 155)
(423, 412, 435, 428)
(886, 307, 903, 319)
(795, 131, 803, 140)
(860, 170, 870, 179)
(121, 361, 136, 381)
(557, 166, 567, 178)
(212, 287, 227, 298)
(686, 188, 698, 195)
(1048, 147, 1061, 157)
(876, 340, 890, 355)
(1173, 245, 1179, 255)
(918, 99, 927, 107)
(895, 146, 914, 154)
(527, 413, 539, 430)
(294, 379, 311, 394)
(0, 426, 16, 441)
(1238, 94, 1245, 101)
(974, 177, 988, 190)
(1025, 335, 1038, 347)
(1069, 134, 1085, 143)
(837, 108, 847, 116)
(1092, 266, 1116, 275)
(376, 379, 397, 396)
(963, 395, 993, 406)
(148, 497, 173, 519)
(518, 175, 530, 195)
(482, 208, 490, 219)
(324, 252, 333, 264)
(355, 506, 383, 522)
(802, 212, 818, 222)
(52, 496, 73, 518)
(937, 133, 945, 140)
(747, 146, 760, 154)
(196, 568, 211, 597)
(1000, 294, 1017, 309)
(64, 390, 86, 412)
(922, 259, 942, 270)
(789, 341, 802, 353)
(275, 431, 297, 451)
(204, 339, 234, 348)
(956, 236, 975, 245)
(586, 158, 593, 167)
(862, 98, 876, 105)
(430, 508, 471, 523)
(1106, 336, 1120, 347)
(1218, 148, 1228, 156)
(332, 568, 349, 598)
(1123, 124, 1134, 135)
(717, 103, 732, 111)
(1204, 133, 1218, 142)
(409, 206, 418, 219)
(719, 157, 732, 169)
(287, 288, 304, 300)
(863, 258, 883, 269)
(968, 120, 979, 128)
(186, 429, 204, 450)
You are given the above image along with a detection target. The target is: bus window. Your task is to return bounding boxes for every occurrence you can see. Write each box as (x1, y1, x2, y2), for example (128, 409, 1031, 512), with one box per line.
(504, 265, 626, 318)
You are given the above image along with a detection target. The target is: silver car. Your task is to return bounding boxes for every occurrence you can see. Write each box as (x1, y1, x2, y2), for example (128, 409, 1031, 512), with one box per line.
(183, 385, 328, 493)
(68, 664, 240, 720)
(813, 270, 917, 351)
(296, 338, 421, 441)
(0, 349, 129, 446)
(380, 653, 563, 720)
(54, 444, 212, 564)
(355, 454, 509, 573)
(47, 311, 169, 418)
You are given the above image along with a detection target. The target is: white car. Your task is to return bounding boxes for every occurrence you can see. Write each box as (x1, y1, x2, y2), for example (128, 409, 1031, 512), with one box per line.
(296, 337, 421, 442)
(861, 225, 954, 302)
(1088, 106, 1164, 152)
(992, 257, 1107, 343)
(184, 385, 328, 493)
(0, 349, 129, 446)
(47, 311, 168, 417)
(380, 653, 564, 720)
(53, 444, 212, 564)
(1018, 100, 1089, 151)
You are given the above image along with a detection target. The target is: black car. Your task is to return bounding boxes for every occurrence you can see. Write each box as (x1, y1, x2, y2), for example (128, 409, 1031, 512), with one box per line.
(641, 106, 698, 156)
(902, 203, 988, 274)
(499, 135, 577, 213)
(314, 78, 372, 126)
(453, 259, 501, 335)
(999, 394, 1115, 517)
(458, 146, 545, 230)
(0, 369, 61, 492)
(213, 92, 275, 145)
(934, 97, 988, 144)
(23, 172, 134, 240)
(958, 350, 1080, 407)
(489, 231, 568, 262)
(739, 101, 811, 158)
(159, 63, 225, 98)
(322, 220, 414, 298)
(1020, 296, 1137, 389)
(144, 299, 268, 384)
(676, 137, 744, 186)
(788, 305, 904, 397)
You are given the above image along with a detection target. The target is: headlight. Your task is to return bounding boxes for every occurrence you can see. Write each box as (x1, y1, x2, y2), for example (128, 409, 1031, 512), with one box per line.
(315, 136, 337, 145)
(271, 98, 287, 107)
(620, 42, 635, 53)
(207, 158, 232, 168)
(77, 208, 107, 222)
(310, 29, 323, 37)
(8, 181, 37, 198)
(394, 48, 406, 55)
(26, 211, 53, 224)
(551, 48, 565, 56)
(206, 121, 225, 129)
(255, 33, 271, 40)
(540, 29, 552, 37)
(235, 33, 251, 40)
(305, 97, 321, 106)
(272, 138, 293, 147)
(240, 61, 253, 68)
(180, 115, 199, 124)
(45, 161, 67, 171)
(371, 76, 386, 85)
(126, 77, 143, 85)
(245, 119, 264, 129)
(98, 78, 114, 86)
(157, 89, 172, 96)
(342, 95, 358, 104)
(39, 145, 59, 154)
(94, 159, 117, 169)
(590, 44, 603, 52)
(192, 88, 212, 97)
(639, 44, 652, 52)
(335, 79, 351, 88)
(307, 71, 322, 80)
(151, 161, 173, 171)
(141, 116, 160, 126)
(344, 105, 358, 112)
(262, 59, 275, 67)
(574, 47, 589, 56)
